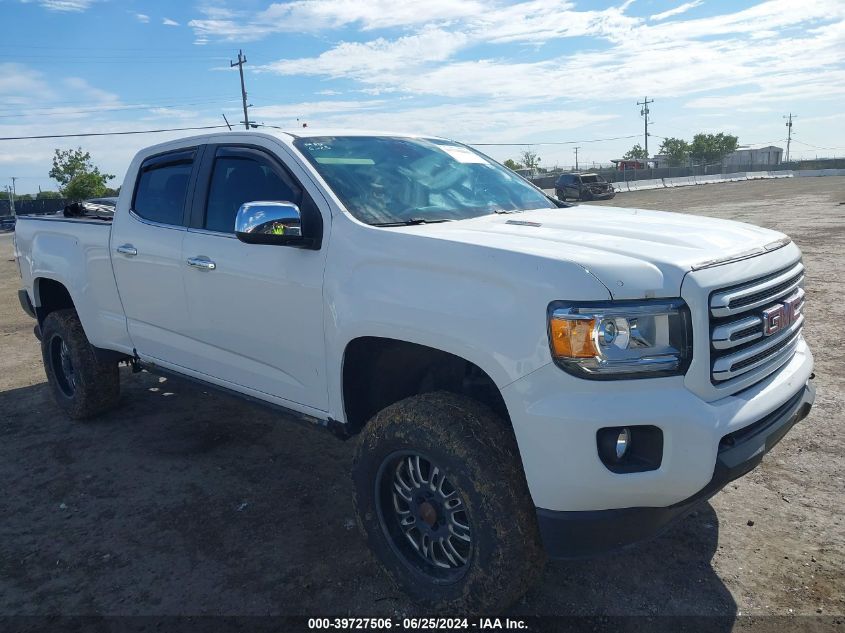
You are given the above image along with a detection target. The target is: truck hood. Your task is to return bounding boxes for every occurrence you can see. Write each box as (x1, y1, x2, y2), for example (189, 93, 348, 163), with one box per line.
(398, 205, 788, 299)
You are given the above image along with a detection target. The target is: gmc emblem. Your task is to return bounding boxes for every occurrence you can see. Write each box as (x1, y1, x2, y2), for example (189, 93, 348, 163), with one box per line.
(762, 289, 804, 337)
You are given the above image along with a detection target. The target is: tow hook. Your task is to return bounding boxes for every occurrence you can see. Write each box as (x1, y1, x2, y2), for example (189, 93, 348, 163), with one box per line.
(130, 352, 142, 373)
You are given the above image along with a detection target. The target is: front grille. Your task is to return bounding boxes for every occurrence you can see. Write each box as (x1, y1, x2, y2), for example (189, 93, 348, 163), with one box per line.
(709, 262, 805, 386)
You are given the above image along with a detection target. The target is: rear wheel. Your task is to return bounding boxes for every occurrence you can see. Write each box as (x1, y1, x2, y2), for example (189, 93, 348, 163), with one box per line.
(41, 309, 120, 419)
(352, 392, 545, 613)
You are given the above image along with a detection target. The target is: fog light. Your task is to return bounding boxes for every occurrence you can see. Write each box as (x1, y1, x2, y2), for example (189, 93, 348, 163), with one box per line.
(615, 427, 630, 460)
(596, 425, 663, 473)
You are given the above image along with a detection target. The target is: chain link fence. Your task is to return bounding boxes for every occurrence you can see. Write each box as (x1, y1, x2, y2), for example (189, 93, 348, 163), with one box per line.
(530, 158, 845, 190)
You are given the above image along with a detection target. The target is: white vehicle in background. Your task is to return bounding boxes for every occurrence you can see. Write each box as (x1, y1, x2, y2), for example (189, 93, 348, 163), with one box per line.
(14, 130, 814, 612)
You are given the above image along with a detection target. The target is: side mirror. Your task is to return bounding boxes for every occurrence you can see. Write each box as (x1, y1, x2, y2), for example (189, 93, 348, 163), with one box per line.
(234, 201, 314, 247)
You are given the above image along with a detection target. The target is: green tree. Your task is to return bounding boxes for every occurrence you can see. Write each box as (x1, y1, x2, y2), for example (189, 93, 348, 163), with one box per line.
(503, 158, 523, 170)
(623, 144, 648, 160)
(658, 137, 691, 166)
(689, 133, 739, 165)
(519, 149, 541, 171)
(49, 147, 114, 201)
(63, 172, 111, 201)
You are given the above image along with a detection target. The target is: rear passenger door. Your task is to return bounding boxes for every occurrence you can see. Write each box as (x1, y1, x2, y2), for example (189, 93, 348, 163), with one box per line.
(178, 142, 330, 413)
(110, 147, 198, 365)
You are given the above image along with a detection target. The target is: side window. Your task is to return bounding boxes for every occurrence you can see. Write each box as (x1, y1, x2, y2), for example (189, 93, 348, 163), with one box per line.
(133, 149, 194, 226)
(204, 148, 303, 234)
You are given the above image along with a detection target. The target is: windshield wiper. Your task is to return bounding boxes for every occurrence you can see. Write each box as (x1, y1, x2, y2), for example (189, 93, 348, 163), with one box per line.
(371, 218, 453, 227)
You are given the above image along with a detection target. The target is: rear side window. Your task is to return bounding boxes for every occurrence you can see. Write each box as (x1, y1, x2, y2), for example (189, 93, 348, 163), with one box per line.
(204, 147, 303, 233)
(133, 149, 195, 226)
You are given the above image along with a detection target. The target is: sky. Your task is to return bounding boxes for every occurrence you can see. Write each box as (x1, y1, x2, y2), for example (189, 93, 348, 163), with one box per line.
(1, 0, 844, 194)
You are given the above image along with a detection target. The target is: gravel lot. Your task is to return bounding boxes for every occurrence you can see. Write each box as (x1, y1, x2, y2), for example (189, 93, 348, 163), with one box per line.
(0, 177, 843, 622)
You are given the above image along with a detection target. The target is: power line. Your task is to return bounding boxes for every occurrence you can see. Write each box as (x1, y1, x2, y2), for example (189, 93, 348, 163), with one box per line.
(0, 92, 233, 109)
(790, 139, 845, 150)
(0, 98, 241, 119)
(0, 124, 231, 141)
(470, 134, 640, 146)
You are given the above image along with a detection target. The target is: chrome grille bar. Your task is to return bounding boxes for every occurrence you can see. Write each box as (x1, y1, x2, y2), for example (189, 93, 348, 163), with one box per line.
(712, 314, 763, 350)
(712, 315, 803, 381)
(710, 262, 804, 318)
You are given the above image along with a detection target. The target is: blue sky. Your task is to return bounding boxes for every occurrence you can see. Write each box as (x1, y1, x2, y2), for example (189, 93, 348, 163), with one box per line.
(2, 0, 844, 194)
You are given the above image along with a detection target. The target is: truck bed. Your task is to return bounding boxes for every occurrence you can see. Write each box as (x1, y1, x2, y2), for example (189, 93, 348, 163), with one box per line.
(14, 213, 132, 354)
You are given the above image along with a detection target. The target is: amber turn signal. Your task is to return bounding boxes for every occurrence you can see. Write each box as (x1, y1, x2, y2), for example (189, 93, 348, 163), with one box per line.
(549, 318, 597, 358)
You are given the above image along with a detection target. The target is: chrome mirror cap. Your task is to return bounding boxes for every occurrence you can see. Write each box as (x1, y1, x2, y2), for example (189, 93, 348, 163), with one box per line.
(234, 201, 306, 246)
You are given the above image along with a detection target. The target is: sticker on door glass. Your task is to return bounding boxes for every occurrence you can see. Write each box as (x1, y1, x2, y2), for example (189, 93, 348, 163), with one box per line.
(438, 145, 489, 164)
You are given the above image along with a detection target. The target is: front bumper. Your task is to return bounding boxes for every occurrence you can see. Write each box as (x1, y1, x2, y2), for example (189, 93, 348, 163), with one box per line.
(534, 380, 814, 558)
(501, 337, 813, 511)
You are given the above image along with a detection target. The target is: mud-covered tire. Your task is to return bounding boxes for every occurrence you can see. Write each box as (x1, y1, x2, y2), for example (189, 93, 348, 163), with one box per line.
(352, 392, 545, 613)
(40, 309, 120, 419)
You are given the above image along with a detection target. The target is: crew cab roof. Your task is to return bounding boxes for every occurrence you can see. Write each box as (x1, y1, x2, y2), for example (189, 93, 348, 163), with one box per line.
(135, 129, 453, 158)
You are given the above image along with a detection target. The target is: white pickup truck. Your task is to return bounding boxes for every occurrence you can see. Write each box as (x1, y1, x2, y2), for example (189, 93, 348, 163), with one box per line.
(14, 131, 814, 612)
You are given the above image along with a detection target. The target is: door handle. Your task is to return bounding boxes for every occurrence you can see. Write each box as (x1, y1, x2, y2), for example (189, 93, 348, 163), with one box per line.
(187, 257, 216, 270)
(116, 244, 137, 256)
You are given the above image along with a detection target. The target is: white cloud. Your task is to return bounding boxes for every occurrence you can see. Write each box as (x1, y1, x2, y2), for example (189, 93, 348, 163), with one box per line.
(189, 0, 485, 40)
(650, 1, 703, 22)
(475, 0, 640, 44)
(255, 0, 845, 109)
(162, 17, 180, 26)
(0, 63, 57, 104)
(21, 0, 97, 11)
(135, 13, 150, 23)
(61, 77, 120, 105)
(257, 28, 468, 80)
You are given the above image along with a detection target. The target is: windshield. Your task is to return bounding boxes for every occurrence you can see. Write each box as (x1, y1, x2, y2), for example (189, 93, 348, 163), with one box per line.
(294, 136, 555, 225)
(580, 175, 604, 183)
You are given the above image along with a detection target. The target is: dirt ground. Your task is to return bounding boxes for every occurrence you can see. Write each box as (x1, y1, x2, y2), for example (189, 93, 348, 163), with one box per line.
(0, 177, 843, 622)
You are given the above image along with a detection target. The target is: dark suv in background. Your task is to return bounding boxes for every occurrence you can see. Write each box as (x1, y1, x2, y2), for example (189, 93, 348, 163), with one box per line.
(555, 173, 615, 201)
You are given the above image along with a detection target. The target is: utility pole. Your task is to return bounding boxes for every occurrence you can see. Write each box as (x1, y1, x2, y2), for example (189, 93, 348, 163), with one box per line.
(5, 185, 14, 217)
(230, 50, 251, 130)
(637, 96, 654, 158)
(9, 178, 17, 216)
(574, 147, 580, 171)
(783, 113, 797, 163)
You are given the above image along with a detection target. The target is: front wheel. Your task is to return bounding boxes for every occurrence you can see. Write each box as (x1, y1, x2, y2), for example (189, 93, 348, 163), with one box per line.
(40, 309, 120, 419)
(352, 392, 545, 613)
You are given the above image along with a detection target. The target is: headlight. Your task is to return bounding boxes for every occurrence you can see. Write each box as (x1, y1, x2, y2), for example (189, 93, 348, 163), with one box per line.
(547, 299, 692, 379)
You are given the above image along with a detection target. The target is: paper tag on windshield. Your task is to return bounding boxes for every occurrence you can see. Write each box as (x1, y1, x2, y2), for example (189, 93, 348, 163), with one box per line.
(439, 145, 489, 164)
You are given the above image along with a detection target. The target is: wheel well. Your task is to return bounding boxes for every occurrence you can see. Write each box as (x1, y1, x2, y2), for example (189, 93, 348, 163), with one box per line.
(342, 337, 510, 434)
(35, 278, 75, 324)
